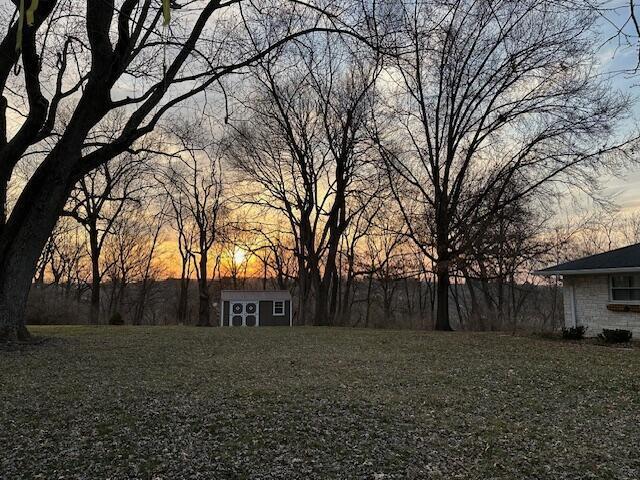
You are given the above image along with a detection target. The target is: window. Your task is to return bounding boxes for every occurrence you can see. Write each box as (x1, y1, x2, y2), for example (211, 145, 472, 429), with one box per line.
(610, 274, 640, 302)
(273, 300, 285, 316)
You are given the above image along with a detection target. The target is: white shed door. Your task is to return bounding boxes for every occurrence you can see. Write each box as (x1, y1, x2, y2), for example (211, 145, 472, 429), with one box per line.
(230, 301, 259, 327)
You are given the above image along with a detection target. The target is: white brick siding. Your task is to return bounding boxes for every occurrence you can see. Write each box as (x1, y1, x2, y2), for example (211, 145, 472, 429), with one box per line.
(563, 274, 640, 337)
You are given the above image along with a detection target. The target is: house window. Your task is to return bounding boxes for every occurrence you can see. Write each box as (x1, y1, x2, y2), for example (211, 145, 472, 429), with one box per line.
(610, 274, 640, 302)
(273, 300, 285, 316)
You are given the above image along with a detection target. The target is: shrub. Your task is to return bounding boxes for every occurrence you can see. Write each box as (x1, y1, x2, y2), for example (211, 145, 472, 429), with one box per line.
(599, 329, 633, 343)
(562, 325, 587, 340)
(109, 312, 124, 326)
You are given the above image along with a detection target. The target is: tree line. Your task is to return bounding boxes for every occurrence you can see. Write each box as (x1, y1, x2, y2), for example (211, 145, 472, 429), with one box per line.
(1, 0, 639, 340)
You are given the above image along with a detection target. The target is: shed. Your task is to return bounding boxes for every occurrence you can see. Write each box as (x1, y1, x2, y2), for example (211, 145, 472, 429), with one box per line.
(220, 290, 292, 327)
(536, 243, 640, 336)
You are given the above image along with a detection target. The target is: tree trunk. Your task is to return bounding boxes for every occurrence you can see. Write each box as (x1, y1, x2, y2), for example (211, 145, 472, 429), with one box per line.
(466, 276, 485, 330)
(89, 258, 100, 324)
(313, 272, 329, 326)
(197, 253, 210, 326)
(262, 257, 268, 290)
(340, 260, 354, 325)
(296, 257, 311, 326)
(177, 256, 190, 324)
(0, 162, 72, 341)
(435, 265, 453, 331)
(133, 281, 148, 326)
(88, 222, 101, 324)
(451, 276, 467, 330)
(178, 276, 189, 324)
(90, 277, 101, 325)
(329, 269, 339, 322)
(198, 281, 210, 326)
(364, 272, 374, 328)
(0, 282, 31, 342)
(383, 285, 394, 321)
(117, 277, 127, 316)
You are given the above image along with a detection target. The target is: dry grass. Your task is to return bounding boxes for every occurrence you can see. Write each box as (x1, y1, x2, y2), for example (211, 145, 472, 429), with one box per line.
(1, 326, 639, 479)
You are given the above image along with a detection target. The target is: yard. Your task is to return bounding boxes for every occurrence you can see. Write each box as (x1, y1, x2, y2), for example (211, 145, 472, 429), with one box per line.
(1, 327, 639, 479)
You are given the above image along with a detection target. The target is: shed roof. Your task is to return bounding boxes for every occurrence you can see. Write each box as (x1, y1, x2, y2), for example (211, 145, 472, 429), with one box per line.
(220, 290, 292, 301)
(535, 243, 640, 276)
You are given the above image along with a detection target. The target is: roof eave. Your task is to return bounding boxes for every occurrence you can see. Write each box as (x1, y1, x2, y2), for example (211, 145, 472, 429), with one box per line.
(534, 267, 640, 276)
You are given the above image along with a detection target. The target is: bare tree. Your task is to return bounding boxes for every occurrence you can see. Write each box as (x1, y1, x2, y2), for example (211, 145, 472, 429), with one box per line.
(164, 184, 197, 325)
(252, 229, 297, 291)
(0, 0, 362, 340)
(460, 199, 555, 331)
(163, 123, 224, 327)
(229, 35, 380, 325)
(131, 205, 167, 325)
(373, 0, 634, 330)
(334, 185, 388, 324)
(356, 212, 411, 327)
(64, 152, 149, 323)
(101, 196, 165, 322)
(40, 218, 90, 298)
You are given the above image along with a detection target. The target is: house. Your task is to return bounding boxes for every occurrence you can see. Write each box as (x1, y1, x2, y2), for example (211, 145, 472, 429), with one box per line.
(220, 290, 292, 327)
(536, 243, 640, 336)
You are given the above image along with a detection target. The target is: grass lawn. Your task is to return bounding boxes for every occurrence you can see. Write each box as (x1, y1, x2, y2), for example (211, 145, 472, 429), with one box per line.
(1, 327, 639, 479)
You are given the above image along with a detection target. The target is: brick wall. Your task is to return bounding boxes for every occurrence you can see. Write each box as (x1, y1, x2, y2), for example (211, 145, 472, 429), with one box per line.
(563, 274, 640, 337)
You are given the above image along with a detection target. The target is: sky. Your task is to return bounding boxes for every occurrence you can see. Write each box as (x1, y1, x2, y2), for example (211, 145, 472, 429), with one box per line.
(599, 5, 640, 212)
(601, 57, 640, 212)
(3, 1, 640, 215)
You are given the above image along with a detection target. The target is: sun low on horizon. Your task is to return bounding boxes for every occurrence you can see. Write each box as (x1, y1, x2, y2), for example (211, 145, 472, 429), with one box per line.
(232, 246, 247, 265)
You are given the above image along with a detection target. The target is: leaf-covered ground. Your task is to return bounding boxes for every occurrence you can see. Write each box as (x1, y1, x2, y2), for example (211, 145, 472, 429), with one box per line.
(1, 326, 639, 479)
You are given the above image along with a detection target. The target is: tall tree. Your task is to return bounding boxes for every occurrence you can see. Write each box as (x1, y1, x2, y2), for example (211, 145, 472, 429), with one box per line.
(101, 199, 166, 324)
(460, 198, 554, 331)
(64, 152, 149, 324)
(373, 0, 634, 330)
(163, 122, 224, 327)
(229, 36, 380, 325)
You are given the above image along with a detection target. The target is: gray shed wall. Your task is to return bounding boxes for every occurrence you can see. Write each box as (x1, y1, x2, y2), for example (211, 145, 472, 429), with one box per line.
(220, 298, 291, 327)
(259, 300, 291, 326)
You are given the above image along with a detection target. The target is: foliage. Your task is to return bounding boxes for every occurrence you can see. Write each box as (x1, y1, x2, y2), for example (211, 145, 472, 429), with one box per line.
(1, 327, 639, 479)
(562, 325, 587, 340)
(599, 328, 633, 343)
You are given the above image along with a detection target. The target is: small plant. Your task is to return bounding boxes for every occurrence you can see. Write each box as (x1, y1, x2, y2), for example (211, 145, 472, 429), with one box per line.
(562, 325, 587, 340)
(109, 312, 124, 326)
(599, 329, 633, 343)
